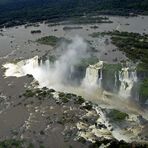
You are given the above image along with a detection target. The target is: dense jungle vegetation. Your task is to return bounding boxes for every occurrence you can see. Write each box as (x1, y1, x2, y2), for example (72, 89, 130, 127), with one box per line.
(0, 0, 148, 27)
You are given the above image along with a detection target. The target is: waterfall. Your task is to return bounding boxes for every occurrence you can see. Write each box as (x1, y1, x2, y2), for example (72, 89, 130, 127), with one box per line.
(98, 68, 103, 88)
(44, 60, 49, 71)
(4, 55, 138, 100)
(82, 61, 103, 89)
(3, 56, 39, 77)
(114, 71, 117, 88)
(119, 67, 137, 98)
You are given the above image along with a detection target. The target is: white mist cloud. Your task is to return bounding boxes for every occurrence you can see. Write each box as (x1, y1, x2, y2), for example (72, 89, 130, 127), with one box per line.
(3, 36, 88, 88)
(53, 36, 87, 82)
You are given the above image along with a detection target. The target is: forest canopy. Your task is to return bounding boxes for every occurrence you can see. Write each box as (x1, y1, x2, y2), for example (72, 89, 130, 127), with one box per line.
(0, 0, 148, 27)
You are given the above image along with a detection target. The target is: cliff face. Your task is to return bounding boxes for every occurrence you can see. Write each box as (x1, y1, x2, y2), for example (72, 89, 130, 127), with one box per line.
(72, 62, 147, 104)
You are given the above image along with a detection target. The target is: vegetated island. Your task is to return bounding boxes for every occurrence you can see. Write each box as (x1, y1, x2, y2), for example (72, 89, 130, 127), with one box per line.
(36, 35, 71, 47)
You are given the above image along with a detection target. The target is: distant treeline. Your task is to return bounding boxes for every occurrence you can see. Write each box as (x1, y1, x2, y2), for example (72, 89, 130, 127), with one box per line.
(0, 0, 148, 27)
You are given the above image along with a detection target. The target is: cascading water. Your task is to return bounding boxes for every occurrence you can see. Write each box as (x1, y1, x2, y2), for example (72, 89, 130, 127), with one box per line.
(114, 71, 118, 89)
(98, 68, 103, 88)
(82, 61, 103, 89)
(4, 55, 138, 100)
(3, 56, 39, 77)
(119, 67, 137, 98)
